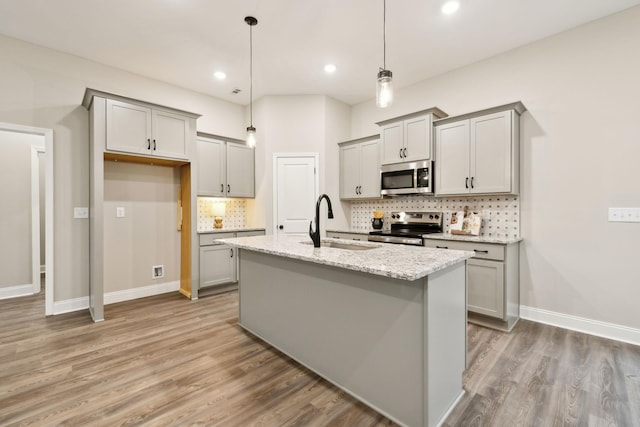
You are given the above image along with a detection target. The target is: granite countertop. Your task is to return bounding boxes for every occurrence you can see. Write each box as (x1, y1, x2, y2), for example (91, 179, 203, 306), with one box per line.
(218, 235, 473, 281)
(198, 227, 266, 234)
(424, 233, 522, 244)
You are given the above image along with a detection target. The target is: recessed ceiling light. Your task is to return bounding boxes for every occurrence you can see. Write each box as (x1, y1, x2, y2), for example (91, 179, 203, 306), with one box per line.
(213, 71, 227, 80)
(441, 1, 460, 15)
(324, 64, 337, 73)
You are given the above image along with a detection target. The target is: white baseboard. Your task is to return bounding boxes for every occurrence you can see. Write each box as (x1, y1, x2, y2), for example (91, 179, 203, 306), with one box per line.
(104, 281, 180, 305)
(0, 284, 34, 300)
(521, 305, 640, 347)
(53, 296, 89, 315)
(52, 281, 180, 315)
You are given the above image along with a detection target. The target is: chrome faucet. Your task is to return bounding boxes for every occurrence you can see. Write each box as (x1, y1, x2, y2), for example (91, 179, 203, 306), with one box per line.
(309, 194, 334, 248)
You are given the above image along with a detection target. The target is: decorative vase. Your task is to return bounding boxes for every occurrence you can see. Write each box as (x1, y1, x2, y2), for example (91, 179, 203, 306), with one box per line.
(372, 217, 384, 230)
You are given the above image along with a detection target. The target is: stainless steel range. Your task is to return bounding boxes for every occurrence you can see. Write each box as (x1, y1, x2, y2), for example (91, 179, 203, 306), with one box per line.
(368, 211, 443, 246)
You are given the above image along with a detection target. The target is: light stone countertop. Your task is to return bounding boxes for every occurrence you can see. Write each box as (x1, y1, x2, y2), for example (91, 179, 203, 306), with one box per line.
(218, 235, 473, 281)
(197, 227, 266, 234)
(424, 233, 522, 245)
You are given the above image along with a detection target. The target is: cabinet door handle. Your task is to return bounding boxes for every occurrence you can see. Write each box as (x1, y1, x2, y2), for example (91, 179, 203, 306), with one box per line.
(230, 249, 234, 258)
(436, 245, 449, 249)
(153, 139, 156, 150)
(403, 147, 407, 158)
(470, 177, 474, 188)
(227, 184, 230, 193)
(399, 148, 403, 158)
(279, 225, 284, 230)
(465, 177, 469, 189)
(220, 184, 224, 192)
(473, 249, 489, 254)
(147, 138, 151, 150)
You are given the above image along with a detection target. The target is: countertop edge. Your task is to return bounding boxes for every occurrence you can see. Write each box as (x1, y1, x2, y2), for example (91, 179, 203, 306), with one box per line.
(326, 229, 522, 244)
(198, 227, 266, 234)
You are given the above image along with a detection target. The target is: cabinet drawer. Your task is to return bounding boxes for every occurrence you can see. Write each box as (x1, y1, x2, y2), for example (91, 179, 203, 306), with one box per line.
(423, 239, 504, 261)
(327, 232, 367, 241)
(236, 230, 265, 238)
(200, 232, 235, 246)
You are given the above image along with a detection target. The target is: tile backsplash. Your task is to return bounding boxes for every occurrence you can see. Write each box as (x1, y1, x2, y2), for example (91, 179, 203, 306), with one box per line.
(197, 197, 247, 231)
(351, 196, 519, 239)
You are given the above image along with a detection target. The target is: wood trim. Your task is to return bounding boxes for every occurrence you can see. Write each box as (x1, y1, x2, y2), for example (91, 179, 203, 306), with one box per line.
(103, 152, 188, 167)
(179, 164, 192, 298)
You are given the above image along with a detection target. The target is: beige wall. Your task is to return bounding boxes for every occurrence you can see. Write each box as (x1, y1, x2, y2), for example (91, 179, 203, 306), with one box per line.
(103, 162, 180, 293)
(350, 7, 640, 329)
(0, 34, 245, 302)
(0, 130, 39, 288)
(246, 95, 350, 234)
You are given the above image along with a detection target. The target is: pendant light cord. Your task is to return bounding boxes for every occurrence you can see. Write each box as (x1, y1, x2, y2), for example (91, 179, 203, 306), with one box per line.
(250, 23, 253, 127)
(383, 0, 386, 70)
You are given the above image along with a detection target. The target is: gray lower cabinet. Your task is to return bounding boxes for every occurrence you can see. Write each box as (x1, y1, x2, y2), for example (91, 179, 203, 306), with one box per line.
(199, 230, 265, 296)
(423, 238, 520, 332)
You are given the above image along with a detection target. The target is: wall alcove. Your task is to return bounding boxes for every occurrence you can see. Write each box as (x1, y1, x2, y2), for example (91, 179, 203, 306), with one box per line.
(83, 89, 200, 322)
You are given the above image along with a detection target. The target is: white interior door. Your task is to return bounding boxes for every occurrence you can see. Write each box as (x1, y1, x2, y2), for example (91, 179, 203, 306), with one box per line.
(274, 155, 318, 236)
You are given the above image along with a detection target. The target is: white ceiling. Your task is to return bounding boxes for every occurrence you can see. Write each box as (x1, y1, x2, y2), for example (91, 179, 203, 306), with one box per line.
(1, 0, 639, 106)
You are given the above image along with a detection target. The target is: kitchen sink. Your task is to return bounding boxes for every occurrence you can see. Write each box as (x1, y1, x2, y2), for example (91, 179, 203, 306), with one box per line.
(301, 241, 380, 251)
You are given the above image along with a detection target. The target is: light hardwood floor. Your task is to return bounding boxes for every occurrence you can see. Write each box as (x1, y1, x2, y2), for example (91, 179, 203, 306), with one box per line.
(1, 290, 639, 426)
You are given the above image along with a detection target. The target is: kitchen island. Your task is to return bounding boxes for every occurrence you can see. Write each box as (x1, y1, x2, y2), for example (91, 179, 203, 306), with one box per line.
(219, 235, 473, 427)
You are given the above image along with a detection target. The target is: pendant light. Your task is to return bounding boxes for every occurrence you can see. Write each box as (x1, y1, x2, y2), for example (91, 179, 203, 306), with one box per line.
(376, 0, 393, 108)
(245, 16, 258, 147)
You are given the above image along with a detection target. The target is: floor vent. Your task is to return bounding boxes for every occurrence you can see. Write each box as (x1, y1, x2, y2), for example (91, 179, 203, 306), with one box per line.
(152, 265, 164, 279)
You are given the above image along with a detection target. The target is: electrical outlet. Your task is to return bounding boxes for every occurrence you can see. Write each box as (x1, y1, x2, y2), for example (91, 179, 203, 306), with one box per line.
(608, 207, 640, 223)
(116, 207, 125, 218)
(74, 207, 89, 219)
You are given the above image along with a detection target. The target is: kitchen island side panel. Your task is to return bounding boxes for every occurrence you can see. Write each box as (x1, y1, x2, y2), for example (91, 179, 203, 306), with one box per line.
(238, 249, 466, 427)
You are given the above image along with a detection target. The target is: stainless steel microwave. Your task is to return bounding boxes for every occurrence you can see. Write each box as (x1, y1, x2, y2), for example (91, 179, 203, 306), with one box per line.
(380, 160, 433, 196)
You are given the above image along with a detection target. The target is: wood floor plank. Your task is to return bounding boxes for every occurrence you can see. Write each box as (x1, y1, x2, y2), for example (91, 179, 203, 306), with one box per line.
(1, 291, 639, 427)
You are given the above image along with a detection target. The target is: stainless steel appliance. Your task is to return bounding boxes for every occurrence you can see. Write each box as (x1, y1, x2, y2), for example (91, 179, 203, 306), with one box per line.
(368, 211, 443, 246)
(380, 160, 433, 196)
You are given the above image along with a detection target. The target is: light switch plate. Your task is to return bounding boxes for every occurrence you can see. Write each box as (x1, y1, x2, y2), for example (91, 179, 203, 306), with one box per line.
(73, 207, 89, 219)
(116, 207, 125, 218)
(608, 207, 640, 223)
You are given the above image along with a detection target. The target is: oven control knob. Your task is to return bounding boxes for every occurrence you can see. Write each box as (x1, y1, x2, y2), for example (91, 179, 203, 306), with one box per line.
(429, 214, 434, 219)
(391, 214, 396, 219)
(435, 214, 440, 219)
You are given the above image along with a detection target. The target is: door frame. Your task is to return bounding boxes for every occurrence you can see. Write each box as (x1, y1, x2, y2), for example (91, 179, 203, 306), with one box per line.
(272, 153, 319, 235)
(0, 122, 54, 315)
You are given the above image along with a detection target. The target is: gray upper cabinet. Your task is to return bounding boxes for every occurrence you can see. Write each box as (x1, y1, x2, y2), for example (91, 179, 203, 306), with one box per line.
(377, 108, 447, 165)
(339, 136, 381, 199)
(196, 137, 225, 196)
(196, 136, 255, 198)
(106, 99, 189, 160)
(226, 142, 255, 197)
(435, 102, 525, 196)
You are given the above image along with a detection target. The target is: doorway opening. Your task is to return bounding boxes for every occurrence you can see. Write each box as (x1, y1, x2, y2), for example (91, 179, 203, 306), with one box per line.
(0, 122, 54, 315)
